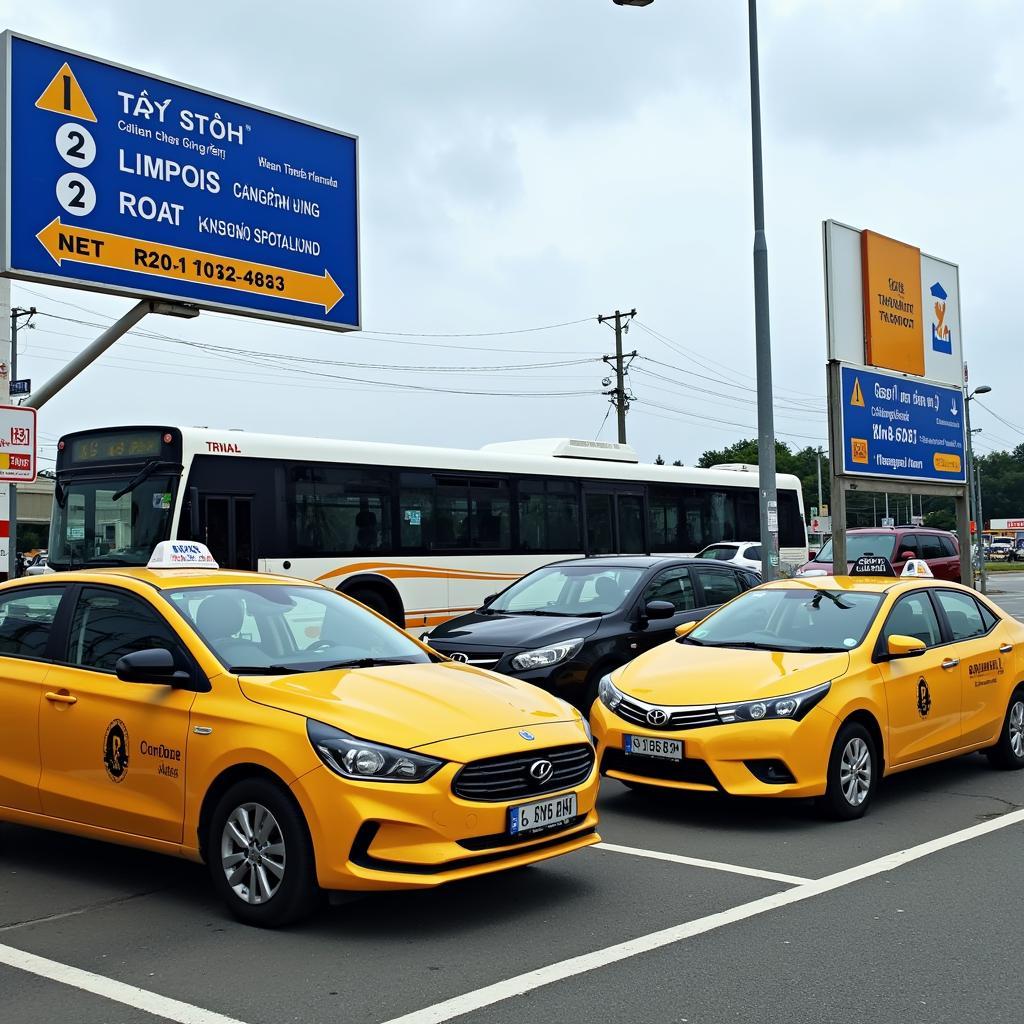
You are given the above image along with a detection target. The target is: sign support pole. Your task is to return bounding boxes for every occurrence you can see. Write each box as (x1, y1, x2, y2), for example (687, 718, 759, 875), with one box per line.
(826, 361, 847, 572)
(29, 299, 198, 411)
(8, 302, 16, 579)
(0, 280, 9, 579)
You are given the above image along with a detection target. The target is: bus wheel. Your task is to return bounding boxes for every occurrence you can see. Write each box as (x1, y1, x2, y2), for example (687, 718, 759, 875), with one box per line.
(345, 586, 397, 624)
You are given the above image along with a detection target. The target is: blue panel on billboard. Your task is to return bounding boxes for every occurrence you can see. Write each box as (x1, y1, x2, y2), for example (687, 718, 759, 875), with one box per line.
(3, 34, 359, 330)
(839, 365, 966, 484)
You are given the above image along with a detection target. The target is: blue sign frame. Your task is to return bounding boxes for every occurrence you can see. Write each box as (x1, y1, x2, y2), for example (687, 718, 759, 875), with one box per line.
(1, 33, 360, 331)
(839, 364, 966, 485)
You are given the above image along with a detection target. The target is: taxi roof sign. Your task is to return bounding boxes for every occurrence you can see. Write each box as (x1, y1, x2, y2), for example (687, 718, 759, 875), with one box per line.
(850, 555, 897, 577)
(901, 558, 934, 578)
(148, 541, 219, 569)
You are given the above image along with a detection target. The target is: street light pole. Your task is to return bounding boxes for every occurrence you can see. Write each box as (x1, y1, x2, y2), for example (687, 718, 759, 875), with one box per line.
(613, 0, 778, 577)
(746, 0, 779, 580)
(964, 384, 991, 593)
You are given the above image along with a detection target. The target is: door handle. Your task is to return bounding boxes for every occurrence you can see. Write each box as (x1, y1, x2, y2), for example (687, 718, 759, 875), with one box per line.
(941, 658, 959, 670)
(1000, 644, 1014, 654)
(44, 691, 77, 705)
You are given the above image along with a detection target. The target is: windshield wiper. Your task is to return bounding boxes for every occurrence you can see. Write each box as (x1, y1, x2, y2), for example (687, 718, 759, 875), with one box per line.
(316, 658, 415, 670)
(111, 459, 162, 502)
(231, 665, 306, 675)
(499, 609, 588, 617)
(679, 635, 704, 645)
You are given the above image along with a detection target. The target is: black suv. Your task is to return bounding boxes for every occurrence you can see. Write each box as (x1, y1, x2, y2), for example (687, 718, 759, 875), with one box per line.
(424, 556, 758, 711)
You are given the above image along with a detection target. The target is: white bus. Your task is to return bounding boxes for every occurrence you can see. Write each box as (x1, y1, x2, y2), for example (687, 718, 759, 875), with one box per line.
(50, 427, 808, 627)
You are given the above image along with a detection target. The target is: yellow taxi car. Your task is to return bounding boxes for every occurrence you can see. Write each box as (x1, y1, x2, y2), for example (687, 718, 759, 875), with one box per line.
(0, 543, 598, 926)
(591, 560, 1024, 819)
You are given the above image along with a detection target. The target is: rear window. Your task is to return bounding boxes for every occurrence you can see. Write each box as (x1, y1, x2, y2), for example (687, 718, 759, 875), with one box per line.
(698, 546, 739, 561)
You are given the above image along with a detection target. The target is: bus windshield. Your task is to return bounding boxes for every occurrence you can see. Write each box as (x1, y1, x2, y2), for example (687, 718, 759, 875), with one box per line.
(49, 473, 178, 570)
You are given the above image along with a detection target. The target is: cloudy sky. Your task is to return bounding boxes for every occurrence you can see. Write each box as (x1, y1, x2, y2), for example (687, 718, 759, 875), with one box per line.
(3, 0, 1022, 470)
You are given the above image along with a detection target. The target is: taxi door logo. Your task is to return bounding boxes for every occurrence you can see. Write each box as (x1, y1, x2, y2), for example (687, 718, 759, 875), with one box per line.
(930, 281, 953, 354)
(103, 719, 130, 783)
(917, 679, 932, 719)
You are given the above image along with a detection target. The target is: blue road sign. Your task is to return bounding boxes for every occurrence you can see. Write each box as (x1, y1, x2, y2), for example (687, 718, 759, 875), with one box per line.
(8, 380, 31, 397)
(1, 34, 359, 331)
(839, 364, 966, 485)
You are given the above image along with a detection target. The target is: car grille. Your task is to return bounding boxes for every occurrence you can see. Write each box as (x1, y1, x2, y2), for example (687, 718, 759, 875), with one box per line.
(613, 694, 721, 731)
(452, 744, 595, 802)
(601, 748, 720, 788)
(430, 646, 504, 670)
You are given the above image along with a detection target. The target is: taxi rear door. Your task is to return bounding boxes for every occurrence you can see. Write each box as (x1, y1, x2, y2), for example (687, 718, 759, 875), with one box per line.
(37, 584, 197, 844)
(876, 590, 961, 765)
(932, 589, 1014, 747)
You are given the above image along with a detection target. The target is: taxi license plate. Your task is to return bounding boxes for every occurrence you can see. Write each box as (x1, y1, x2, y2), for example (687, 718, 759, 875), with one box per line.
(625, 735, 683, 760)
(508, 793, 577, 836)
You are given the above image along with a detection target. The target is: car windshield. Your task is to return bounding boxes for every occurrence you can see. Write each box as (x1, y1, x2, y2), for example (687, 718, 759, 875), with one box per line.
(697, 546, 738, 561)
(686, 586, 884, 653)
(49, 473, 177, 570)
(488, 564, 645, 616)
(163, 584, 433, 673)
(815, 533, 896, 564)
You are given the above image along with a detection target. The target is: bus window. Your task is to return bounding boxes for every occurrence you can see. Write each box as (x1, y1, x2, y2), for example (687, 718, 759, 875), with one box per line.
(517, 479, 580, 553)
(400, 473, 433, 551)
(288, 465, 392, 556)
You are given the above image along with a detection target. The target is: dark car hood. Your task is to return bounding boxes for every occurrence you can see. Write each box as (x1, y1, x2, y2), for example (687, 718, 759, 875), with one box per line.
(428, 611, 604, 651)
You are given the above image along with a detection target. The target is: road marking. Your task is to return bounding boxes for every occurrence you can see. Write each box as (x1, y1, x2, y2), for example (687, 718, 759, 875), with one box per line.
(0, 943, 246, 1024)
(381, 807, 1024, 1024)
(593, 842, 810, 885)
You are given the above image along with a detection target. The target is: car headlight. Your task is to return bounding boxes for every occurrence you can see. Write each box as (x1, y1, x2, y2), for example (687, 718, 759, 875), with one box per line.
(510, 637, 585, 672)
(718, 682, 831, 724)
(597, 673, 624, 712)
(307, 720, 444, 783)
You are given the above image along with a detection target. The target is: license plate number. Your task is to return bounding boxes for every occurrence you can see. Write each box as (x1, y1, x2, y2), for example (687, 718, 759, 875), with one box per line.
(625, 735, 683, 760)
(508, 793, 577, 836)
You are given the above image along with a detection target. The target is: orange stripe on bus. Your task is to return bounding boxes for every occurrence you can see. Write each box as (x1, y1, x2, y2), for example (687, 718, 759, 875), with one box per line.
(316, 561, 522, 584)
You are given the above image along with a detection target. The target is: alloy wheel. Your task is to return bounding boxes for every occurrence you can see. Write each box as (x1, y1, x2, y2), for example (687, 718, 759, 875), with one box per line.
(839, 737, 871, 807)
(220, 802, 287, 905)
(1009, 701, 1024, 759)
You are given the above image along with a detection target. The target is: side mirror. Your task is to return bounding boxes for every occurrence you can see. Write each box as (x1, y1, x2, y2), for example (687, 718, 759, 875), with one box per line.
(644, 600, 675, 621)
(886, 634, 927, 659)
(898, 550, 915, 562)
(674, 620, 698, 638)
(115, 648, 194, 687)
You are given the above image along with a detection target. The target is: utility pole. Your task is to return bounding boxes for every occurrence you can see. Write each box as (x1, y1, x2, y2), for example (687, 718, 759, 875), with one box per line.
(8, 306, 36, 579)
(598, 308, 637, 444)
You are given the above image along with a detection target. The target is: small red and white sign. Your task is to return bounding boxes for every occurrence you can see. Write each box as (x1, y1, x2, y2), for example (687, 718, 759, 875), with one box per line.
(0, 406, 37, 482)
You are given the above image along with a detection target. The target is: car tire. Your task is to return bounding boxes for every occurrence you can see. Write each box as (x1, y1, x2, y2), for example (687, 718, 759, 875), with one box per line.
(819, 721, 877, 821)
(985, 688, 1024, 771)
(207, 777, 321, 928)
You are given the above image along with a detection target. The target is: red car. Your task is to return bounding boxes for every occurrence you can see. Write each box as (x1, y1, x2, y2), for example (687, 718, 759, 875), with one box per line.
(796, 527, 961, 582)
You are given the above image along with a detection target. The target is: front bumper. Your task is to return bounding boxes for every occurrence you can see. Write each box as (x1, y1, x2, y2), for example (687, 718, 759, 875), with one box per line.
(591, 700, 838, 799)
(291, 722, 600, 891)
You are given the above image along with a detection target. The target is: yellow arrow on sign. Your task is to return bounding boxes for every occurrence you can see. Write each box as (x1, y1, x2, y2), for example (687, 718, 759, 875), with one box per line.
(36, 218, 344, 313)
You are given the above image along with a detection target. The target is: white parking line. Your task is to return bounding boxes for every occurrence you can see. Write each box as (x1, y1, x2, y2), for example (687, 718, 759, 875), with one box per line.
(0, 944, 246, 1024)
(593, 842, 810, 885)
(379, 807, 1024, 1024)
(4, 808, 1024, 1024)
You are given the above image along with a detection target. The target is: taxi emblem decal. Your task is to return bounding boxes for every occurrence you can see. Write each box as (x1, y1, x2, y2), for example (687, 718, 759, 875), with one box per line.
(103, 719, 130, 783)
(917, 678, 932, 719)
(646, 708, 669, 727)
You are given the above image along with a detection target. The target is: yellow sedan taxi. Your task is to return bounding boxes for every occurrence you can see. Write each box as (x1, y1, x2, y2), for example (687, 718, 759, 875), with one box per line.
(591, 560, 1024, 819)
(0, 543, 598, 926)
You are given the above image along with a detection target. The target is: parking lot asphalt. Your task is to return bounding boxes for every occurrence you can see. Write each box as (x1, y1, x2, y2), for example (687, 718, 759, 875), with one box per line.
(2, 580, 1022, 1024)
(3, 745, 1023, 1024)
